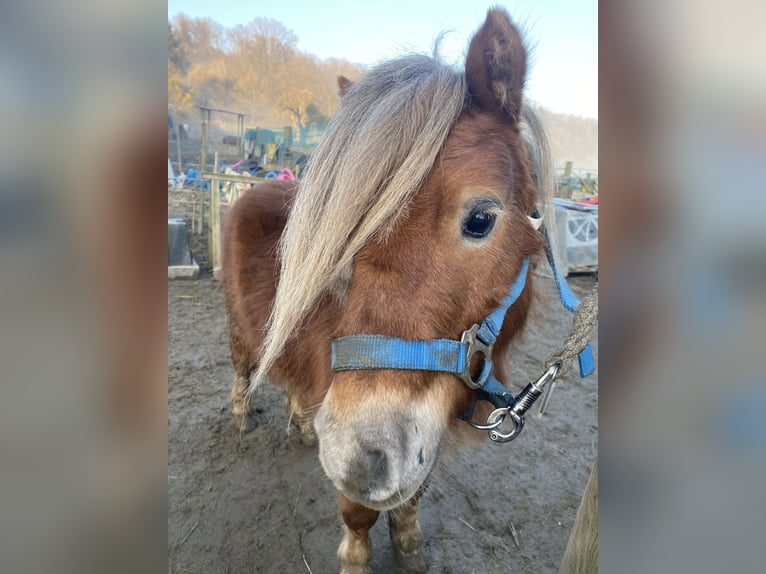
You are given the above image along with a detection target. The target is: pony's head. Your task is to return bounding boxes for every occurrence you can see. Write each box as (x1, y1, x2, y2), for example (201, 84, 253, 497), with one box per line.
(259, 9, 549, 510)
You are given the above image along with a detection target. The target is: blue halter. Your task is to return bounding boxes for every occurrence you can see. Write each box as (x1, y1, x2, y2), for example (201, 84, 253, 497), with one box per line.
(331, 223, 594, 409)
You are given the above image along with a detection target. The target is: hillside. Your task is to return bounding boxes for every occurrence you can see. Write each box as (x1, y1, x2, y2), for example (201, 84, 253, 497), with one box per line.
(534, 107, 598, 172)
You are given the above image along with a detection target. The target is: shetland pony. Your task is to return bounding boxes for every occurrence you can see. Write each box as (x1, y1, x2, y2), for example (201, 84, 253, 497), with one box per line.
(222, 9, 553, 573)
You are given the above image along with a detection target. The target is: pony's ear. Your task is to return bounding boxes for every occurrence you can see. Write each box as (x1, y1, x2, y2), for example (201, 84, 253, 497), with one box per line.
(465, 9, 528, 123)
(337, 75, 353, 97)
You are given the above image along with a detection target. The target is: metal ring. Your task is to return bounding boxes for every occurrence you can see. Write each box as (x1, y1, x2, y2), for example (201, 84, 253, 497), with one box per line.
(487, 409, 524, 443)
(465, 411, 506, 431)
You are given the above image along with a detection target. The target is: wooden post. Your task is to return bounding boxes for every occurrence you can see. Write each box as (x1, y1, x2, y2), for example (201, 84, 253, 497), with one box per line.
(237, 114, 245, 160)
(174, 122, 182, 179)
(208, 152, 221, 274)
(197, 109, 208, 235)
(558, 456, 598, 574)
(561, 161, 574, 199)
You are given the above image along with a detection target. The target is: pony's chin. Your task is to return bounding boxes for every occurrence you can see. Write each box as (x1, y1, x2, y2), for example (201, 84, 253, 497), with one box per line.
(340, 466, 434, 512)
(343, 483, 423, 512)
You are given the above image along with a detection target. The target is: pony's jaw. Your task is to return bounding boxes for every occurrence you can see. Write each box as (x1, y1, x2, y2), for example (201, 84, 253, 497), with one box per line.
(314, 374, 452, 510)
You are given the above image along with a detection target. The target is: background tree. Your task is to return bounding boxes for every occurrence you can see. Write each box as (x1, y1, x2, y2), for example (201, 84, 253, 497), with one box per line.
(168, 22, 193, 117)
(168, 22, 188, 74)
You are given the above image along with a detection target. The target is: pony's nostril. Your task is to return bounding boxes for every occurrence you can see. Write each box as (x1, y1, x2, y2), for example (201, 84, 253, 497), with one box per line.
(367, 449, 387, 480)
(342, 448, 389, 496)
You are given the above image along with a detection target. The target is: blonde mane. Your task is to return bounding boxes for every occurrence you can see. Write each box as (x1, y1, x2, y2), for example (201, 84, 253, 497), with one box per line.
(252, 55, 467, 391)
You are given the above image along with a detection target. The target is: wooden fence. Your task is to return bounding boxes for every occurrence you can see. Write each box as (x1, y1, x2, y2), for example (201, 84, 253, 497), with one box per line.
(192, 153, 263, 273)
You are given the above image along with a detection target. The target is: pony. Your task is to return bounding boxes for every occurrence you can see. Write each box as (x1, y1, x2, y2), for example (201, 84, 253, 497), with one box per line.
(222, 9, 554, 573)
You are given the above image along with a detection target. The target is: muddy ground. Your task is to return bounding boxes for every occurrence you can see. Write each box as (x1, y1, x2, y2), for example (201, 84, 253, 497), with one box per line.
(168, 226, 597, 574)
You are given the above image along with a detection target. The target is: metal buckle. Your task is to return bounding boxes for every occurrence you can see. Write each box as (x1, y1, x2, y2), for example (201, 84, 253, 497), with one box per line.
(458, 324, 493, 390)
(485, 364, 560, 443)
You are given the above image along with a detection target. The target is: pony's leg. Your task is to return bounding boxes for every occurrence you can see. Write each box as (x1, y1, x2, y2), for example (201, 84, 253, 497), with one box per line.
(338, 494, 379, 574)
(285, 392, 318, 446)
(230, 373, 254, 431)
(227, 313, 255, 431)
(388, 496, 428, 572)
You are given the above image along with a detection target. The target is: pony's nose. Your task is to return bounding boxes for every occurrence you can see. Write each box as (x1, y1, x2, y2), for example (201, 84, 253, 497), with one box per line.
(344, 448, 389, 495)
(367, 449, 387, 480)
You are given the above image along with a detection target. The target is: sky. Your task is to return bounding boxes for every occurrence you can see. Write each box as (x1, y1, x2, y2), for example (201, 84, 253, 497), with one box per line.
(168, 0, 598, 119)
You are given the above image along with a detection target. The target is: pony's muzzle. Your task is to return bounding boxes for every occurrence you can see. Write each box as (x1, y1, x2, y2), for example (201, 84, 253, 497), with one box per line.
(314, 387, 444, 510)
(315, 415, 405, 506)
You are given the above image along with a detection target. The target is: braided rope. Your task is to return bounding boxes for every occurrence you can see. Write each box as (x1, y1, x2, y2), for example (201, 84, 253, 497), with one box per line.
(544, 288, 598, 377)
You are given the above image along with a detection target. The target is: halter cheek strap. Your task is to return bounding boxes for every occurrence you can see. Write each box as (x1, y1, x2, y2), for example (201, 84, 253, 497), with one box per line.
(331, 222, 594, 409)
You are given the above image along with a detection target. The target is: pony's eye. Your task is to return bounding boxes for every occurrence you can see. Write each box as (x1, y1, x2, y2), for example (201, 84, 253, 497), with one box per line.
(462, 210, 497, 238)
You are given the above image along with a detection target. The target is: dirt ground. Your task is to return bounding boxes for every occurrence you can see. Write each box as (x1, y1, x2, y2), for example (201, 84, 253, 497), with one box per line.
(168, 225, 598, 574)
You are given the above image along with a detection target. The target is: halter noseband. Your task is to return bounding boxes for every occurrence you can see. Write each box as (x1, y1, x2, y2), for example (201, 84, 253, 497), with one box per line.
(333, 256, 530, 407)
(330, 220, 594, 443)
